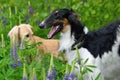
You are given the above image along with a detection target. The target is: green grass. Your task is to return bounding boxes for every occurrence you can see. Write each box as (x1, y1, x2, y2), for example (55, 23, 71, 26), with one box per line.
(0, 0, 120, 80)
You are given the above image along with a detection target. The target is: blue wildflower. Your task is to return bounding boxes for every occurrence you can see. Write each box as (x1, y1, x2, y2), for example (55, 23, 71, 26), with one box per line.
(28, 6, 34, 15)
(25, 15, 30, 23)
(68, 72, 78, 80)
(68, 61, 78, 80)
(10, 39, 22, 68)
(63, 64, 69, 80)
(1, 16, 8, 26)
(17, 59, 22, 67)
(47, 67, 57, 80)
(36, 20, 41, 26)
(46, 54, 57, 80)
(63, 74, 69, 80)
(28, 1, 34, 15)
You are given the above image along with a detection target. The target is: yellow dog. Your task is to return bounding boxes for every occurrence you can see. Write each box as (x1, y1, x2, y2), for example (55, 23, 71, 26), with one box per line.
(8, 24, 59, 57)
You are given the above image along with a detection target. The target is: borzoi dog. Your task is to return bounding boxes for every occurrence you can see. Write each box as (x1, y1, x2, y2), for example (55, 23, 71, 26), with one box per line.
(39, 9, 120, 80)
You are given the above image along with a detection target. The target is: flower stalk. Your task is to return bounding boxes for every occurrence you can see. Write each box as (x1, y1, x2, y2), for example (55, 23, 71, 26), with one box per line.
(15, 6, 17, 14)
(68, 61, 78, 80)
(63, 64, 69, 80)
(9, 6, 12, 18)
(22, 63, 28, 80)
(42, 68, 46, 80)
(76, 46, 81, 65)
(46, 54, 57, 80)
(19, 15, 21, 24)
(1, 34, 5, 47)
(30, 68, 37, 80)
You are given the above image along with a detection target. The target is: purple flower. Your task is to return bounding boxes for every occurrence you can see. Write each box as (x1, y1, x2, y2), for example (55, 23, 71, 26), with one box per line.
(25, 15, 30, 22)
(46, 67, 57, 80)
(10, 42, 22, 68)
(67, 61, 78, 80)
(63, 74, 69, 80)
(10, 64, 17, 69)
(1, 16, 8, 26)
(22, 77, 28, 80)
(28, 6, 34, 15)
(46, 54, 57, 80)
(68, 72, 78, 80)
(36, 20, 41, 26)
(17, 59, 22, 67)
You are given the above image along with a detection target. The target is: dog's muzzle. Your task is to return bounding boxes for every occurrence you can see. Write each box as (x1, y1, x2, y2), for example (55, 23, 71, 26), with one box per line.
(39, 23, 45, 29)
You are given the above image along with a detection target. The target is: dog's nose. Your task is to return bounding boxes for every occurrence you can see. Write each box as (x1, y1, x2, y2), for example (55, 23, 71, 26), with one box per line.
(39, 21, 45, 29)
(39, 23, 44, 29)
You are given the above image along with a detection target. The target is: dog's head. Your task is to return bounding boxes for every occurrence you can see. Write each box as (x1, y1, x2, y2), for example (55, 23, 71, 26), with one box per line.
(39, 9, 78, 39)
(8, 24, 34, 48)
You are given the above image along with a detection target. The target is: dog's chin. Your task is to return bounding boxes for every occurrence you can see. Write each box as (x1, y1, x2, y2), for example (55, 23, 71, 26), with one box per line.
(47, 25, 62, 39)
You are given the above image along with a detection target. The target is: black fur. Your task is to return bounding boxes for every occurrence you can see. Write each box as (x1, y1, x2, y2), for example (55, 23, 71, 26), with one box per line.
(83, 20, 120, 58)
(39, 9, 120, 58)
(119, 45, 120, 56)
(67, 10, 120, 58)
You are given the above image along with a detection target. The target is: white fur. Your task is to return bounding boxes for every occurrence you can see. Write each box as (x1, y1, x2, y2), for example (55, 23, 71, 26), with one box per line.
(84, 26, 89, 34)
(59, 25, 75, 53)
(59, 25, 120, 80)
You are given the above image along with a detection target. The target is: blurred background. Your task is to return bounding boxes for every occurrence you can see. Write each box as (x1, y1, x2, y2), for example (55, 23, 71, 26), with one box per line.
(0, 0, 120, 38)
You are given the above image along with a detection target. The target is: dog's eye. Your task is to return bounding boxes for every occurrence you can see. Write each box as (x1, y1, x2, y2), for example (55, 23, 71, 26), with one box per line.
(26, 34, 29, 37)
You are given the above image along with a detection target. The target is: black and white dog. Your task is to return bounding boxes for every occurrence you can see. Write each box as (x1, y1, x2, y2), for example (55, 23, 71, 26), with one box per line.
(39, 9, 120, 80)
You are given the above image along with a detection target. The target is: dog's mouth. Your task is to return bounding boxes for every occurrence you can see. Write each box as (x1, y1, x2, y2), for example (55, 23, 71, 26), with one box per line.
(47, 23, 63, 39)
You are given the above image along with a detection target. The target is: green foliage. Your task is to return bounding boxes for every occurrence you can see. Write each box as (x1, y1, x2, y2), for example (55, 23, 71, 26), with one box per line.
(0, 0, 119, 80)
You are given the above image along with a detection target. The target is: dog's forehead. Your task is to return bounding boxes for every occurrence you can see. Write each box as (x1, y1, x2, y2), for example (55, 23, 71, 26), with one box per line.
(52, 9, 69, 14)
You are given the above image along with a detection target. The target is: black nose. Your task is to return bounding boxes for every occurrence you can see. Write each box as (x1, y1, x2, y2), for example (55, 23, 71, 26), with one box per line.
(39, 23, 45, 29)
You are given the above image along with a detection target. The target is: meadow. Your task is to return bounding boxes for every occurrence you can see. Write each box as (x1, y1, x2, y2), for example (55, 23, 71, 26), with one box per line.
(0, 0, 120, 80)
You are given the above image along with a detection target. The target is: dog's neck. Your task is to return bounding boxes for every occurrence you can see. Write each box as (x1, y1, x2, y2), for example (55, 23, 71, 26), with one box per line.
(59, 25, 75, 52)
(58, 24, 88, 52)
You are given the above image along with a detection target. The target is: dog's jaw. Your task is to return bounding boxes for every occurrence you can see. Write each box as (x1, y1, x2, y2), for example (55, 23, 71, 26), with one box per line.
(47, 24, 63, 39)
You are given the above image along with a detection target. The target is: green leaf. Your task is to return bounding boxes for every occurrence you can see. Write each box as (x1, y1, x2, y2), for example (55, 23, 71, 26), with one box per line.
(86, 67, 93, 73)
(95, 73, 101, 80)
(84, 58, 89, 64)
(87, 65, 97, 68)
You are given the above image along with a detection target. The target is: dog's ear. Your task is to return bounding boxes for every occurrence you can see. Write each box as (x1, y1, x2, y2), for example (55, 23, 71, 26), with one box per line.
(8, 26, 19, 44)
(68, 11, 79, 24)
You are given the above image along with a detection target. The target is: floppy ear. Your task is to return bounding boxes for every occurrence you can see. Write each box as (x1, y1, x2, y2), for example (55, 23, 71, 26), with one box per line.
(68, 11, 79, 24)
(8, 26, 19, 44)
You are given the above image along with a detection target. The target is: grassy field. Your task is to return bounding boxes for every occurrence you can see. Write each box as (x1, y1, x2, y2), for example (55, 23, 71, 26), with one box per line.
(0, 0, 120, 80)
